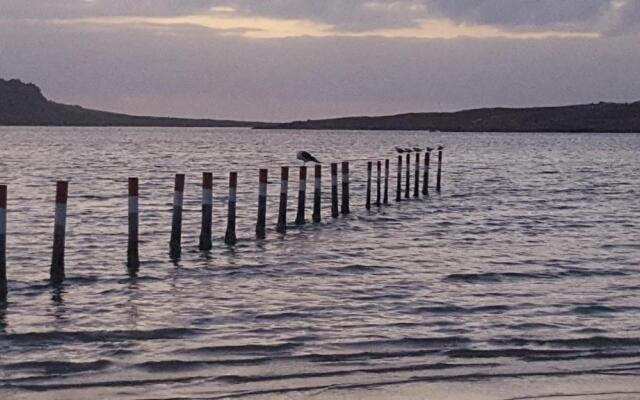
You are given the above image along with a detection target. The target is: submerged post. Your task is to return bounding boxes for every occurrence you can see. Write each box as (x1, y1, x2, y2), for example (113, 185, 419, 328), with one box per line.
(127, 178, 140, 271)
(50, 181, 68, 285)
(313, 165, 321, 223)
(295, 166, 307, 225)
(396, 155, 402, 202)
(366, 161, 372, 210)
(414, 152, 421, 198)
(383, 159, 389, 205)
(437, 147, 443, 193)
(331, 163, 339, 218)
(422, 151, 430, 196)
(256, 169, 268, 239)
(199, 172, 213, 250)
(341, 161, 350, 214)
(0, 185, 6, 298)
(276, 167, 289, 233)
(224, 172, 238, 245)
(376, 161, 382, 206)
(405, 153, 411, 199)
(169, 174, 185, 259)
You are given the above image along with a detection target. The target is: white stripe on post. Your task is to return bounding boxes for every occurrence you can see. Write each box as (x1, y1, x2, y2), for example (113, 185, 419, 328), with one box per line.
(0, 209, 6, 235)
(128, 196, 139, 214)
(202, 189, 212, 205)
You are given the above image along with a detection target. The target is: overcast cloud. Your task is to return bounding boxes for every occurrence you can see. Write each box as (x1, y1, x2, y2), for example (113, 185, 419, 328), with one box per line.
(0, 1, 639, 120)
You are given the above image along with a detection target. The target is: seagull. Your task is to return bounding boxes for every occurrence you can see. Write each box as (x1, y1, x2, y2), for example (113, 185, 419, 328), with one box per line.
(413, 147, 423, 152)
(297, 151, 320, 164)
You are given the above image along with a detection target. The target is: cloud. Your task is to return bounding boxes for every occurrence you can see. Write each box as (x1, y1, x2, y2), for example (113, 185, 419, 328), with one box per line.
(2, 0, 638, 36)
(0, 0, 214, 19)
(1, 19, 638, 121)
(209, 0, 639, 35)
(426, 0, 612, 28)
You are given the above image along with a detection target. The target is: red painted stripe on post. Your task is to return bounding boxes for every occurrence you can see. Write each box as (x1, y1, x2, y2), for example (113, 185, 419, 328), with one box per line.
(259, 169, 268, 184)
(203, 172, 213, 189)
(0, 185, 6, 208)
(175, 174, 185, 192)
(128, 178, 139, 197)
(55, 181, 68, 204)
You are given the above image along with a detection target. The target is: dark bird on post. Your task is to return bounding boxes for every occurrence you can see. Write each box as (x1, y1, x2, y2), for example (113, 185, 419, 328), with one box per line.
(297, 151, 320, 164)
(437, 145, 444, 151)
(395, 147, 406, 153)
(426, 147, 434, 152)
(404, 148, 413, 153)
(413, 147, 423, 152)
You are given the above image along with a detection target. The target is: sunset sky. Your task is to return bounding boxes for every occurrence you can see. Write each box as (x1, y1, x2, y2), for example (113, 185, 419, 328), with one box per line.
(1, 0, 639, 121)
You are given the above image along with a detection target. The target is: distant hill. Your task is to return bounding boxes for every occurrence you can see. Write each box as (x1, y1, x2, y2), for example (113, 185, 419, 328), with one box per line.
(0, 78, 269, 127)
(265, 102, 640, 132)
(3, 78, 640, 131)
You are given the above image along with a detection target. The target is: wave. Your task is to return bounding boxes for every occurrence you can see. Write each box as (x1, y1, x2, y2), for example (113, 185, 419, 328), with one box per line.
(571, 305, 638, 315)
(337, 336, 472, 349)
(492, 336, 640, 349)
(414, 305, 509, 314)
(444, 268, 628, 283)
(181, 342, 302, 356)
(0, 327, 199, 344)
(1, 360, 112, 374)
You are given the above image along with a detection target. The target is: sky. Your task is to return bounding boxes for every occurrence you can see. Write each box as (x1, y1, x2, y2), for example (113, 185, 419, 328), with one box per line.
(1, 0, 639, 121)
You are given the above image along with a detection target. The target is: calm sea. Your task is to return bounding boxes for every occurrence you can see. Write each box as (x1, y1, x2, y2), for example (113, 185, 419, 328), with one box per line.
(0, 127, 639, 399)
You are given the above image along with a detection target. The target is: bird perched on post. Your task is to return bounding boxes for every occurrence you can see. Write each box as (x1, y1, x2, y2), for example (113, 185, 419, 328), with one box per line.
(413, 147, 423, 152)
(297, 151, 321, 165)
(437, 145, 444, 151)
(426, 147, 434, 153)
(404, 148, 413, 153)
(395, 147, 406, 153)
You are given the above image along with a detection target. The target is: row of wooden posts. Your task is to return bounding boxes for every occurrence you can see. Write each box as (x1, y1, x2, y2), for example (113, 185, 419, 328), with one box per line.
(0, 149, 443, 296)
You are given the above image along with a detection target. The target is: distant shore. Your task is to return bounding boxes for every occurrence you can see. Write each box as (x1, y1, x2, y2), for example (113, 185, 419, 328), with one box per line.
(2, 78, 639, 132)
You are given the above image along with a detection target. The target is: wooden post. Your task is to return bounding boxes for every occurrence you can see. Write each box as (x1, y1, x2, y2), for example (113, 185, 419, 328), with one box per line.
(366, 161, 372, 210)
(295, 166, 307, 225)
(341, 161, 350, 214)
(0, 185, 6, 298)
(50, 181, 68, 285)
(331, 163, 339, 218)
(383, 159, 389, 205)
(256, 169, 268, 239)
(437, 148, 443, 193)
(169, 174, 185, 259)
(224, 172, 238, 245)
(127, 178, 139, 271)
(375, 161, 382, 206)
(422, 151, 430, 196)
(276, 167, 289, 233)
(414, 152, 420, 197)
(199, 172, 213, 250)
(396, 155, 402, 202)
(312, 165, 321, 223)
(405, 153, 411, 199)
